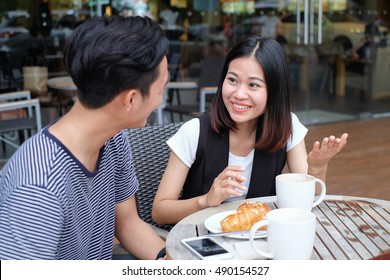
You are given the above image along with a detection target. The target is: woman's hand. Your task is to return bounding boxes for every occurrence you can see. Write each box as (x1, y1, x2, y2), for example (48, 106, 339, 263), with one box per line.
(307, 133, 348, 178)
(203, 166, 247, 207)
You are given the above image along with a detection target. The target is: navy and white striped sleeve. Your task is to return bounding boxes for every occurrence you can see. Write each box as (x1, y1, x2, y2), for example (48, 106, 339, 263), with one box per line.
(0, 185, 63, 259)
(114, 131, 139, 203)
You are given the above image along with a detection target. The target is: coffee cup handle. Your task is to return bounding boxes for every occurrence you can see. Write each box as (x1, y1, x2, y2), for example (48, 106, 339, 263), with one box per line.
(312, 178, 326, 207)
(249, 220, 273, 259)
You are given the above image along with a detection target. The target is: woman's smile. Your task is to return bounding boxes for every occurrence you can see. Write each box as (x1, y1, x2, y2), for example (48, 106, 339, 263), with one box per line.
(231, 102, 251, 112)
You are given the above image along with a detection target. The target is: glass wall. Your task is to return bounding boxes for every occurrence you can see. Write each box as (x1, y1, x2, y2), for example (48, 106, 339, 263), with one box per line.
(1, 0, 389, 124)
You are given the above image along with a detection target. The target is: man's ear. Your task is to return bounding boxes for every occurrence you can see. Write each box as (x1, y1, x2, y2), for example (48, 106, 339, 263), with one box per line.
(123, 89, 137, 111)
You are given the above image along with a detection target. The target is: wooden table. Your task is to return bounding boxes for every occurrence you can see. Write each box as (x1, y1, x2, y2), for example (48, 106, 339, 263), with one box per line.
(166, 195, 390, 260)
(46, 76, 77, 116)
(47, 76, 77, 91)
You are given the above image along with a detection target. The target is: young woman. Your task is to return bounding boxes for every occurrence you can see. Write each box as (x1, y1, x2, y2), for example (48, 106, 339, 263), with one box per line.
(152, 36, 348, 225)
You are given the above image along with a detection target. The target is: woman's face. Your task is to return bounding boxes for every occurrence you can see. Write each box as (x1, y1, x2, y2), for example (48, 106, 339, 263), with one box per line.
(222, 56, 268, 125)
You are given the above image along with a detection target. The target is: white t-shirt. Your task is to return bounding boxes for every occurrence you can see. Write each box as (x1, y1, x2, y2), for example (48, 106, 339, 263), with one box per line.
(167, 113, 308, 201)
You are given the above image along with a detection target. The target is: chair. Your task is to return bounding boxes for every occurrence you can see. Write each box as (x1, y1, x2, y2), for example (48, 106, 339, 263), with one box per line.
(0, 90, 42, 160)
(315, 43, 344, 97)
(166, 53, 182, 104)
(0, 89, 31, 102)
(0, 90, 33, 138)
(165, 52, 182, 121)
(125, 122, 183, 238)
(344, 46, 390, 101)
(163, 55, 225, 122)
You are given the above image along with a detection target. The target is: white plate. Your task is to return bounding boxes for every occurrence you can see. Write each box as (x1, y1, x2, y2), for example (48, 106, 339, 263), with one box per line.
(204, 210, 267, 239)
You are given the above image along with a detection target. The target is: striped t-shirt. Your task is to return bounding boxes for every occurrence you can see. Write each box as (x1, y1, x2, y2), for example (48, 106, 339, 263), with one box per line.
(0, 127, 138, 259)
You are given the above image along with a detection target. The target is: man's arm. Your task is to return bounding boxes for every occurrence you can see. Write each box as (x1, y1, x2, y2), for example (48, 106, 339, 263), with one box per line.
(115, 196, 165, 260)
(0, 185, 61, 259)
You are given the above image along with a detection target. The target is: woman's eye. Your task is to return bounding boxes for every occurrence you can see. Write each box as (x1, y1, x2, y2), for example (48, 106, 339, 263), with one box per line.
(249, 83, 261, 88)
(227, 77, 237, 84)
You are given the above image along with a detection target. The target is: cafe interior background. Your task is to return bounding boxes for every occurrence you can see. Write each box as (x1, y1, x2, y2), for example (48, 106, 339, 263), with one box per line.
(1, 0, 390, 131)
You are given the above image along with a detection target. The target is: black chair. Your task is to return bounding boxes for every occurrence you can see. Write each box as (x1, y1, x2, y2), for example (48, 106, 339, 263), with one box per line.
(125, 122, 183, 238)
(166, 52, 181, 103)
(113, 122, 182, 258)
(164, 55, 225, 121)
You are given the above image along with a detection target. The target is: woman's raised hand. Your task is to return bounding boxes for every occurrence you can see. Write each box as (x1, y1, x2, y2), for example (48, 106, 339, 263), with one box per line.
(307, 133, 348, 170)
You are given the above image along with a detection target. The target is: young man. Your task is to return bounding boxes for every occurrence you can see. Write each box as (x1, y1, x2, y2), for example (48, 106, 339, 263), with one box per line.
(0, 15, 169, 259)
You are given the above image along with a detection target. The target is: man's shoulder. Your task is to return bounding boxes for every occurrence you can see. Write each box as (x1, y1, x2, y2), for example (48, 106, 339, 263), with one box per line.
(2, 131, 66, 183)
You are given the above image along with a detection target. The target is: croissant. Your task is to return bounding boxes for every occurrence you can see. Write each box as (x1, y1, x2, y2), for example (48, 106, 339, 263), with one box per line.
(220, 202, 271, 232)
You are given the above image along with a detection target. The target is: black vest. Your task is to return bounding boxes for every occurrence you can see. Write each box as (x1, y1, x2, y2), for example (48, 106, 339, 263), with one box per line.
(181, 113, 287, 199)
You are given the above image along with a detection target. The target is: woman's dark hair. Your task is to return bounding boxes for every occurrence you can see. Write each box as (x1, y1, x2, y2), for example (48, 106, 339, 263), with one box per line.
(210, 36, 292, 152)
(63, 16, 169, 109)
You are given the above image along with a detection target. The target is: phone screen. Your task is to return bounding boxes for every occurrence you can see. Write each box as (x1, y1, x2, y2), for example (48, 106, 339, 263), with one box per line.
(184, 238, 229, 257)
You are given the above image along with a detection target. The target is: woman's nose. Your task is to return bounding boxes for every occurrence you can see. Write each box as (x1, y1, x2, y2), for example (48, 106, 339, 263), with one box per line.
(234, 85, 248, 99)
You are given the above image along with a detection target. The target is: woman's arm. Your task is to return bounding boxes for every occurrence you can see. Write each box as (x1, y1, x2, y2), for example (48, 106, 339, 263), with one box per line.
(152, 152, 247, 225)
(286, 139, 309, 174)
(152, 152, 206, 224)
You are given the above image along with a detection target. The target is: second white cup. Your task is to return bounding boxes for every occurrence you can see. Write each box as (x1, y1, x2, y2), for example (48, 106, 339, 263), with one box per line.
(276, 173, 326, 211)
(249, 208, 316, 260)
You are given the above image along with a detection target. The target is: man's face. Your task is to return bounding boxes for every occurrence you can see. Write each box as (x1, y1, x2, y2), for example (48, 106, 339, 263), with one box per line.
(128, 56, 169, 128)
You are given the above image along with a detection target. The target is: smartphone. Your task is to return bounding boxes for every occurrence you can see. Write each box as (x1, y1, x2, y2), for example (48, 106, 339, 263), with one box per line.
(181, 236, 234, 260)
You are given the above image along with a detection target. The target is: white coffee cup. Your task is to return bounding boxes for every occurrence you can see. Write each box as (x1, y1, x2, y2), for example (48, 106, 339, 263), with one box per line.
(276, 173, 326, 211)
(249, 208, 316, 260)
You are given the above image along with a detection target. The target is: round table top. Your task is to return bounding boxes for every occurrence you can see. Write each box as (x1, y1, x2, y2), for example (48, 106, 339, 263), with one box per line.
(47, 76, 77, 91)
(166, 195, 390, 260)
